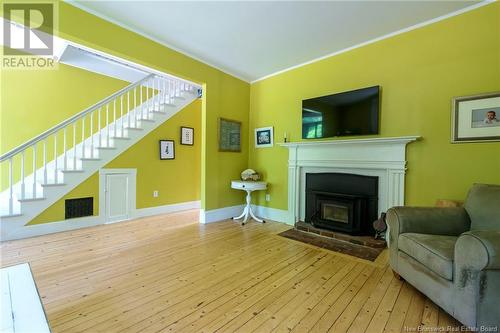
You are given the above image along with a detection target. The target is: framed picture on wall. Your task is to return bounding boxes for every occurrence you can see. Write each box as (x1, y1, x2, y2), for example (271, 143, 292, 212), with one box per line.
(218, 118, 241, 152)
(451, 92, 500, 143)
(180, 126, 194, 145)
(159, 140, 175, 160)
(255, 126, 274, 148)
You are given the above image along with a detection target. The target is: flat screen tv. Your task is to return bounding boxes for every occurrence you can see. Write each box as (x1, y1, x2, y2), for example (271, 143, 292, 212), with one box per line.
(302, 86, 380, 139)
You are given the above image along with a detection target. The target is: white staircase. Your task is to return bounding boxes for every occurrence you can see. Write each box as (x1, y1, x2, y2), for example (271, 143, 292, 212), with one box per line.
(0, 74, 199, 241)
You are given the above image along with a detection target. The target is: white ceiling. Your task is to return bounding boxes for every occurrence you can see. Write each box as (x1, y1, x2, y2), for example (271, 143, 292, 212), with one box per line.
(71, 1, 482, 82)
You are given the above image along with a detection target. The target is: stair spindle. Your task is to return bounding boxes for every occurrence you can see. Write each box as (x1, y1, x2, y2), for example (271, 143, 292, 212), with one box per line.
(82, 116, 86, 159)
(32, 144, 37, 198)
(127, 91, 131, 128)
(163, 79, 166, 104)
(154, 77, 158, 111)
(43, 139, 47, 184)
(134, 87, 138, 124)
(98, 107, 102, 147)
(73, 123, 77, 169)
(54, 132, 58, 183)
(90, 112, 94, 159)
(8, 158, 13, 214)
(146, 80, 150, 117)
(120, 95, 124, 136)
(113, 100, 117, 138)
(20, 150, 25, 199)
(140, 85, 144, 119)
(63, 127, 67, 170)
(106, 104, 110, 147)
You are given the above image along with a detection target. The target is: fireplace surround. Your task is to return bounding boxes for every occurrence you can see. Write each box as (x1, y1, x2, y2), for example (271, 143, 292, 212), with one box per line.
(280, 136, 420, 227)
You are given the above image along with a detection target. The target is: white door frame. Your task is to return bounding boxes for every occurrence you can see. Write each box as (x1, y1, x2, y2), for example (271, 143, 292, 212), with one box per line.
(99, 168, 137, 223)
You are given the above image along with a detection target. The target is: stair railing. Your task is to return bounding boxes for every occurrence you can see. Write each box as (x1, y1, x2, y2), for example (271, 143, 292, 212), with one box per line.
(0, 73, 197, 216)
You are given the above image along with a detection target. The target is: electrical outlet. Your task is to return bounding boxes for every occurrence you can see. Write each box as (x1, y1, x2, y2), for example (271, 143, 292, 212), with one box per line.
(153, 190, 159, 198)
(265, 194, 271, 202)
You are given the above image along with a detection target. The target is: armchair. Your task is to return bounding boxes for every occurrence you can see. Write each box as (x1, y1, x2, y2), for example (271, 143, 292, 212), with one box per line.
(387, 184, 500, 329)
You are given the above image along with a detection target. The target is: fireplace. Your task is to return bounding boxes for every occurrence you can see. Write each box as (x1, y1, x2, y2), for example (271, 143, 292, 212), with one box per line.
(305, 173, 378, 235)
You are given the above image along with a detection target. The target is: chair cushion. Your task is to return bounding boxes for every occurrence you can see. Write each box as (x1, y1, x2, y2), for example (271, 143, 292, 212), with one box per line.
(398, 233, 457, 280)
(464, 184, 500, 231)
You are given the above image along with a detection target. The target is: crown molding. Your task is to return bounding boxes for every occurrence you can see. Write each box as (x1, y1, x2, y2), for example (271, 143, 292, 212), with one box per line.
(66, 0, 494, 85)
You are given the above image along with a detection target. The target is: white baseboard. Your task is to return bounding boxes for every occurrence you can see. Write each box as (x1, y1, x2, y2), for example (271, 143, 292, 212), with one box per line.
(253, 205, 291, 225)
(133, 200, 201, 219)
(199, 204, 292, 225)
(8, 215, 105, 240)
(199, 204, 245, 224)
(6, 200, 201, 241)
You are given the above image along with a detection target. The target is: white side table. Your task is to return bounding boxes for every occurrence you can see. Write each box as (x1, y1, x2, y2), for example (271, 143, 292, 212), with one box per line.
(231, 180, 267, 225)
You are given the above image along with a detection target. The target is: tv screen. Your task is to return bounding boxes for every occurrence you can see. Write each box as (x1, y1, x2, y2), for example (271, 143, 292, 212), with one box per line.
(302, 86, 380, 139)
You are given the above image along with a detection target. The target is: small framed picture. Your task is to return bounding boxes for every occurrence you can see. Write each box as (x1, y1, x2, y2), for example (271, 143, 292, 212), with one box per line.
(255, 126, 274, 148)
(180, 126, 194, 145)
(452, 92, 500, 143)
(159, 140, 175, 160)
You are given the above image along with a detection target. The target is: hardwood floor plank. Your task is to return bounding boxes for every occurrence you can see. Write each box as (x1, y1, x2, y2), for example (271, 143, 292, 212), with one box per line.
(0, 210, 464, 333)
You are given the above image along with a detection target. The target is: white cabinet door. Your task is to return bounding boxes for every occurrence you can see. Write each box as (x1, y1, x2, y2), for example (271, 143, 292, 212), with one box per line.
(105, 173, 130, 223)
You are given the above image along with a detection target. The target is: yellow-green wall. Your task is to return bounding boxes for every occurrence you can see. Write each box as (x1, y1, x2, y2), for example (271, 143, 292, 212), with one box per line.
(29, 99, 201, 224)
(249, 2, 500, 210)
(56, 3, 250, 211)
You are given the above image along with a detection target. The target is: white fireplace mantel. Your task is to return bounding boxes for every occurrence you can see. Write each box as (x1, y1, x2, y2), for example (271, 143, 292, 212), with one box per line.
(279, 136, 421, 225)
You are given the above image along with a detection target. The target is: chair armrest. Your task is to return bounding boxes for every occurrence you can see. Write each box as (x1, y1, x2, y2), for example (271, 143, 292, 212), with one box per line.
(455, 230, 500, 271)
(386, 207, 470, 237)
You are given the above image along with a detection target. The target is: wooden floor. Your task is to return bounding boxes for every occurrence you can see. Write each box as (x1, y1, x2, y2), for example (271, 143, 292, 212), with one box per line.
(1, 210, 462, 333)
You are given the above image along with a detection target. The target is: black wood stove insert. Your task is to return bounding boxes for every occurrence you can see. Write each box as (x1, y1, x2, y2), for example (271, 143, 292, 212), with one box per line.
(305, 173, 378, 235)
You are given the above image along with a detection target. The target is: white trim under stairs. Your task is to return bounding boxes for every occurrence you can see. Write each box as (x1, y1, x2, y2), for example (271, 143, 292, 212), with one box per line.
(0, 74, 199, 241)
(6, 200, 201, 240)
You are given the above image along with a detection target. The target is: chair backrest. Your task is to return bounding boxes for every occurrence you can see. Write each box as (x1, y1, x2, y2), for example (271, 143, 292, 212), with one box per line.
(464, 183, 500, 231)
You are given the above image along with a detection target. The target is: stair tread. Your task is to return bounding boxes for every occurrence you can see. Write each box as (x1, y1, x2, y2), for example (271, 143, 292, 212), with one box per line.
(110, 136, 130, 140)
(18, 197, 46, 202)
(124, 127, 143, 130)
(40, 183, 66, 187)
(60, 169, 85, 172)
(80, 157, 101, 161)
(96, 146, 116, 150)
(0, 213, 22, 218)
